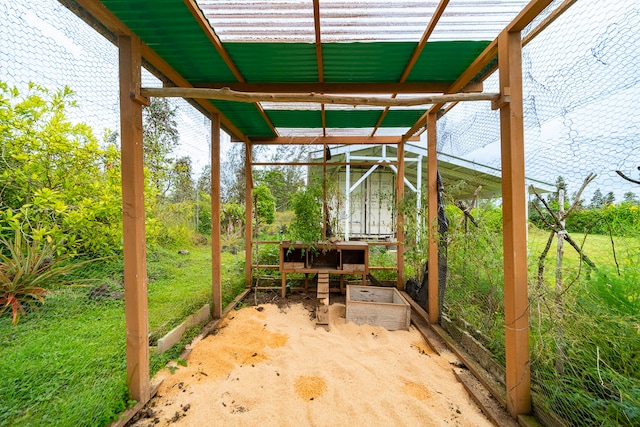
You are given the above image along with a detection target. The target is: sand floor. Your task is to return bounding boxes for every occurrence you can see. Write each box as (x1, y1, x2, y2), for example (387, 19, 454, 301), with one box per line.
(131, 303, 492, 427)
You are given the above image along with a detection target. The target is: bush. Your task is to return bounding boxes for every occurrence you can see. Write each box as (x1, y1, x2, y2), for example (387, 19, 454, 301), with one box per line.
(0, 230, 93, 325)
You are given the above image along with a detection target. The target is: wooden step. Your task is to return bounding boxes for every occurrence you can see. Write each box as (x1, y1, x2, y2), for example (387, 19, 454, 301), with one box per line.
(316, 305, 329, 325)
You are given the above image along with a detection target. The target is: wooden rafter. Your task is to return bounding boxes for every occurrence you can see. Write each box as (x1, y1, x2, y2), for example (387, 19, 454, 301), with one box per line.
(183, 0, 278, 137)
(371, 0, 450, 136)
(312, 0, 327, 137)
(403, 0, 555, 143)
(68, 0, 250, 142)
(141, 87, 498, 107)
(445, 0, 578, 102)
(250, 136, 418, 145)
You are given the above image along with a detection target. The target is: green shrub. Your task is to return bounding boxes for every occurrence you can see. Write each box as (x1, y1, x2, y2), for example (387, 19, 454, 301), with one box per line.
(0, 230, 94, 325)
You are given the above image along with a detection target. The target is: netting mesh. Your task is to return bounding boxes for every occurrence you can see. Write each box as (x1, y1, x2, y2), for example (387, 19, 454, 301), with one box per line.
(438, 1, 640, 425)
(1, 0, 639, 425)
(1, 1, 220, 425)
(0, 0, 214, 173)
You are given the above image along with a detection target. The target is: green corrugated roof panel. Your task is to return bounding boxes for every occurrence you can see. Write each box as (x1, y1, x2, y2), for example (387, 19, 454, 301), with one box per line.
(264, 109, 428, 130)
(407, 41, 491, 82)
(210, 101, 275, 137)
(326, 110, 385, 128)
(101, 0, 237, 82)
(380, 110, 427, 127)
(266, 110, 323, 128)
(225, 43, 318, 83)
(323, 43, 415, 82)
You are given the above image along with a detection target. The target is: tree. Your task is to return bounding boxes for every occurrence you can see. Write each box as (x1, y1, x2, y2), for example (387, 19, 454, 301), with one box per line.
(170, 156, 194, 203)
(220, 143, 245, 204)
(590, 188, 604, 209)
(253, 184, 275, 225)
(623, 191, 639, 204)
(0, 82, 124, 256)
(142, 98, 179, 196)
(603, 191, 615, 206)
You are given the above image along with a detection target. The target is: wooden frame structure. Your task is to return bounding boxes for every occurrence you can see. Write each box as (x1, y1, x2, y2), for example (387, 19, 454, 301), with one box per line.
(58, 0, 577, 421)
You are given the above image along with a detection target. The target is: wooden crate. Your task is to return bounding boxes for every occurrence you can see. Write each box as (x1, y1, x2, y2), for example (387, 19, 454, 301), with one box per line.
(346, 285, 410, 331)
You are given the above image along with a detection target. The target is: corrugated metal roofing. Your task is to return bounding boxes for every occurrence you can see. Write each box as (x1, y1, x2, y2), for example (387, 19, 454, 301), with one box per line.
(97, 0, 540, 138)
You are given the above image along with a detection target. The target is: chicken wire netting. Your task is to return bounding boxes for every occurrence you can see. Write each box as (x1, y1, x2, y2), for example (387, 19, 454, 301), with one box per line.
(437, 1, 640, 425)
(1, 0, 639, 425)
(1, 1, 216, 425)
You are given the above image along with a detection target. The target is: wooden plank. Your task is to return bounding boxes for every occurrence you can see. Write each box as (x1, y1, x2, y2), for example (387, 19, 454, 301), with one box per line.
(498, 30, 531, 417)
(454, 368, 519, 427)
(69, 0, 249, 143)
(245, 143, 253, 288)
(371, 0, 450, 136)
(250, 136, 415, 145)
(346, 286, 410, 331)
(109, 381, 162, 427)
(142, 87, 498, 107)
(252, 161, 398, 167)
(182, 0, 277, 137)
(507, 0, 555, 33)
(211, 114, 222, 318)
(396, 140, 405, 289)
(119, 34, 150, 404)
(522, 0, 578, 46)
(427, 112, 439, 324)
(194, 81, 483, 94)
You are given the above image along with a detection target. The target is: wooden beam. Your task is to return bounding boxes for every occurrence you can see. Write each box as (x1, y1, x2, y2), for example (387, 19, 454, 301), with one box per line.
(118, 34, 150, 404)
(211, 113, 222, 319)
(405, 0, 554, 139)
(250, 136, 417, 145)
(427, 112, 439, 324)
(182, 0, 278, 137)
(245, 143, 253, 288)
(192, 81, 483, 94)
(401, 0, 450, 82)
(396, 140, 405, 290)
(371, 0, 450, 136)
(507, 0, 555, 33)
(142, 87, 498, 107)
(68, 0, 250, 143)
(312, 0, 324, 82)
(498, 30, 531, 417)
(252, 161, 398, 167)
(522, 0, 578, 46)
(183, 0, 242, 81)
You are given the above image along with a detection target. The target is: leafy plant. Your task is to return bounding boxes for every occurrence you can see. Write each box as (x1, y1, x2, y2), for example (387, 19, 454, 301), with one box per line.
(288, 183, 323, 248)
(0, 230, 91, 325)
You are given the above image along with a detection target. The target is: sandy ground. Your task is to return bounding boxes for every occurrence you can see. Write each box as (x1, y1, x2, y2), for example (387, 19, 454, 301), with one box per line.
(131, 302, 492, 427)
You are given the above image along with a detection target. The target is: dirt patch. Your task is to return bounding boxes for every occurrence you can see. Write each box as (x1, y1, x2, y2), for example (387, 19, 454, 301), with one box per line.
(294, 375, 328, 401)
(129, 302, 493, 427)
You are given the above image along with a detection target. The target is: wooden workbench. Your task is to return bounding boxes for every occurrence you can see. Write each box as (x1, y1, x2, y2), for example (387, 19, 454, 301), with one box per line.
(279, 241, 369, 297)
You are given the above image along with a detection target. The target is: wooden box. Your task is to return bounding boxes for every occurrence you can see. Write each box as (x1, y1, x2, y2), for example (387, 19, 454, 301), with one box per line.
(346, 285, 411, 331)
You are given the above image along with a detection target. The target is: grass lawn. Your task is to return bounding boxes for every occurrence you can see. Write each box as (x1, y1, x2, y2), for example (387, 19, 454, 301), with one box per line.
(527, 225, 640, 277)
(0, 245, 245, 427)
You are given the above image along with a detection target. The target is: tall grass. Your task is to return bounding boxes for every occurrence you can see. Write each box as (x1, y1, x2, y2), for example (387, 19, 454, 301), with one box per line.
(444, 206, 640, 426)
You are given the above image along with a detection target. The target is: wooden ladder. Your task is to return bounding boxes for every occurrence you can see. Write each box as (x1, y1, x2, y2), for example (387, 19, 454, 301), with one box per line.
(316, 271, 330, 329)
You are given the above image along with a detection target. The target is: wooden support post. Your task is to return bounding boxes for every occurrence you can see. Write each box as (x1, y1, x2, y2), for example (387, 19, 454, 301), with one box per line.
(118, 35, 149, 404)
(427, 113, 439, 324)
(498, 30, 531, 417)
(245, 142, 253, 288)
(211, 114, 222, 318)
(396, 140, 405, 289)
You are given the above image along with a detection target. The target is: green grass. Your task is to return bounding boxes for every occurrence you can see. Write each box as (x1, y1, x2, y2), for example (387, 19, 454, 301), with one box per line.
(527, 225, 640, 275)
(0, 245, 245, 427)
